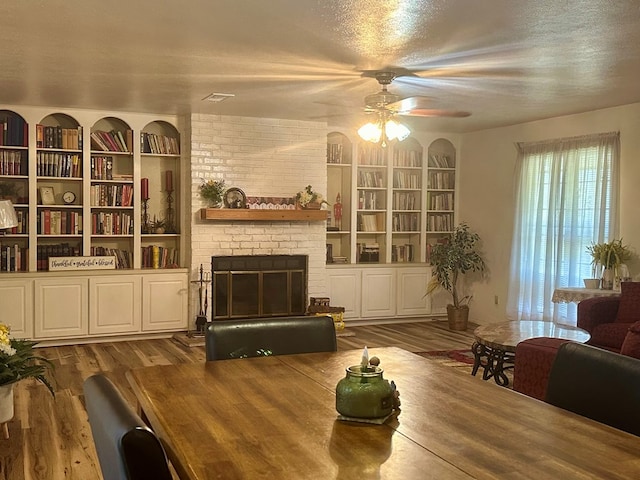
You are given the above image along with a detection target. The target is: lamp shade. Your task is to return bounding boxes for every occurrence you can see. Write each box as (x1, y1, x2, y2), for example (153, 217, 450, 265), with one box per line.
(0, 200, 18, 229)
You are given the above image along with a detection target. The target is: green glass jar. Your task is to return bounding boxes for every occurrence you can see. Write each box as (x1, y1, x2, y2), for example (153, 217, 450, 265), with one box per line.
(335, 365, 394, 418)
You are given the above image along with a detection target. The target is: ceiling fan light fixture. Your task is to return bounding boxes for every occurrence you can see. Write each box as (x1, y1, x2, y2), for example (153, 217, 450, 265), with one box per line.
(385, 120, 410, 142)
(358, 122, 382, 143)
(358, 117, 410, 145)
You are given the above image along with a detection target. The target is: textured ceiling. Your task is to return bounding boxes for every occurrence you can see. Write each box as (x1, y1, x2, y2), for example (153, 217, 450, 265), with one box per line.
(1, 1, 639, 132)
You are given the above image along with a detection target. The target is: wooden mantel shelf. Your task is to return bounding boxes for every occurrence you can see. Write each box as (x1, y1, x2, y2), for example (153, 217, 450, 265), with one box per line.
(200, 208, 328, 222)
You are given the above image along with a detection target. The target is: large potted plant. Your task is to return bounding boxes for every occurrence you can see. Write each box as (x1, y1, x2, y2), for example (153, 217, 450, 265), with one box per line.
(426, 222, 486, 330)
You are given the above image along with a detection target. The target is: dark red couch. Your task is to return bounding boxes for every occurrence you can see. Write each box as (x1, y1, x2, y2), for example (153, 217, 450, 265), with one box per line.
(513, 282, 640, 400)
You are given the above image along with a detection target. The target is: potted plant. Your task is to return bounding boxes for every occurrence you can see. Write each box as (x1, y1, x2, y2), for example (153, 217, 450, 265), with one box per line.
(426, 222, 486, 330)
(199, 179, 226, 208)
(150, 217, 167, 234)
(586, 239, 632, 289)
(1, 323, 54, 438)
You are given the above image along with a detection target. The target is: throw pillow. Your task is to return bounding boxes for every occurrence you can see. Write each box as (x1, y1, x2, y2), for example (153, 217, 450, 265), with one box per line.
(620, 321, 640, 359)
(615, 282, 640, 323)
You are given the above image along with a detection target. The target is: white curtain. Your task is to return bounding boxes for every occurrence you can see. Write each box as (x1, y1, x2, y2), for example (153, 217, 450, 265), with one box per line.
(507, 132, 619, 325)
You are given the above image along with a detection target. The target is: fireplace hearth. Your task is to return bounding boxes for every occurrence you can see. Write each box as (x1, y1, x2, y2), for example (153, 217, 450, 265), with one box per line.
(211, 255, 308, 320)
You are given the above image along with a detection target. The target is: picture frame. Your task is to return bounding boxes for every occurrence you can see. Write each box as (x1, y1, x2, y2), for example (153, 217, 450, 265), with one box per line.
(39, 186, 55, 205)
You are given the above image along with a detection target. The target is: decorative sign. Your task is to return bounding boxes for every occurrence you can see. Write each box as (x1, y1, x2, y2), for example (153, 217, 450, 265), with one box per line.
(48, 256, 117, 271)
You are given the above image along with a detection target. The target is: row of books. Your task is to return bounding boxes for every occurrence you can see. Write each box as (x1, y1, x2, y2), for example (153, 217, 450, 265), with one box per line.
(0, 150, 27, 175)
(358, 170, 385, 188)
(358, 191, 384, 210)
(427, 171, 455, 189)
(327, 143, 345, 164)
(90, 246, 132, 269)
(393, 171, 421, 189)
(393, 149, 422, 167)
(36, 152, 82, 177)
(392, 213, 419, 232)
(358, 144, 385, 165)
(0, 244, 27, 271)
(37, 243, 81, 271)
(0, 116, 28, 147)
(392, 192, 419, 210)
(427, 191, 454, 210)
(141, 132, 180, 155)
(90, 184, 134, 207)
(38, 210, 82, 235)
(91, 212, 134, 235)
(391, 244, 415, 263)
(91, 129, 133, 153)
(427, 212, 454, 232)
(141, 245, 179, 269)
(5, 210, 28, 234)
(91, 155, 116, 180)
(428, 153, 455, 168)
(36, 125, 83, 150)
(358, 213, 385, 232)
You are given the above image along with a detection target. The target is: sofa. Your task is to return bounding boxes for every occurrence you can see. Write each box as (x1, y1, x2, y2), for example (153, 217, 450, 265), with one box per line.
(513, 282, 640, 400)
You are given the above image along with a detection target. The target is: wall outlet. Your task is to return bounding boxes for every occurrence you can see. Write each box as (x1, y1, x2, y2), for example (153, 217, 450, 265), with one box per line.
(494, 295, 499, 305)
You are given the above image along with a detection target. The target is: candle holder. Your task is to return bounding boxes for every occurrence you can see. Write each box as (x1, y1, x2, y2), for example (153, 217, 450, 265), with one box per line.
(165, 189, 176, 234)
(142, 198, 151, 234)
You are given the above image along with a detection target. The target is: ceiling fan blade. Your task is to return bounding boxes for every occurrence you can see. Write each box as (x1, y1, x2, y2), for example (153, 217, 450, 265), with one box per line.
(386, 96, 432, 112)
(399, 108, 471, 118)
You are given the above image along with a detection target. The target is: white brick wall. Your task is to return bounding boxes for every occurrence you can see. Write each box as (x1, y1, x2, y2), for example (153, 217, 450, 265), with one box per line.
(188, 114, 328, 321)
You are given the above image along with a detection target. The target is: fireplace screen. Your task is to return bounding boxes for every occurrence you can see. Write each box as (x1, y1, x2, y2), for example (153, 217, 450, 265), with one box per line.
(211, 255, 307, 320)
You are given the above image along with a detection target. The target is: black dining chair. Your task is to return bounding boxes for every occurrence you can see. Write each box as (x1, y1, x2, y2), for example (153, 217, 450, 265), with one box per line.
(545, 342, 640, 436)
(83, 374, 173, 480)
(204, 315, 337, 361)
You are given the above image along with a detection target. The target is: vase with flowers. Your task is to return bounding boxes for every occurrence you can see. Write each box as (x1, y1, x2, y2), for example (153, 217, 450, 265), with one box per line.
(199, 179, 226, 208)
(1, 323, 54, 438)
(586, 239, 632, 290)
(295, 185, 329, 210)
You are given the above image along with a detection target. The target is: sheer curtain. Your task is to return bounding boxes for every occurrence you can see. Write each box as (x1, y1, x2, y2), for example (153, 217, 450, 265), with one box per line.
(507, 132, 619, 325)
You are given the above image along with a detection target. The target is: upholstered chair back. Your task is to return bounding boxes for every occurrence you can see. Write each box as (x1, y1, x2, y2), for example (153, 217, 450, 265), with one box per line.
(83, 374, 173, 480)
(205, 315, 337, 361)
(545, 342, 640, 436)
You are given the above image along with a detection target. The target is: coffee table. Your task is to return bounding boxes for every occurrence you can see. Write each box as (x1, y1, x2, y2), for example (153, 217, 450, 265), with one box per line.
(471, 320, 590, 386)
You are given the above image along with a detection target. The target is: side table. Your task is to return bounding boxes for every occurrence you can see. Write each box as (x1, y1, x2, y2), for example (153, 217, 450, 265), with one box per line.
(471, 321, 590, 387)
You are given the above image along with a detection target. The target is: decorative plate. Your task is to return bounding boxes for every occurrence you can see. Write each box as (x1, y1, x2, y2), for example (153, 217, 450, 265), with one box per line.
(223, 187, 247, 209)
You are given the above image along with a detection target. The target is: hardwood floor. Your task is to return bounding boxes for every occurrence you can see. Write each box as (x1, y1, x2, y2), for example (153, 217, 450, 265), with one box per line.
(1, 320, 476, 480)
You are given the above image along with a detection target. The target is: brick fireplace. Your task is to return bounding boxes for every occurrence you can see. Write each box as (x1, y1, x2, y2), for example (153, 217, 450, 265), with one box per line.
(186, 114, 329, 326)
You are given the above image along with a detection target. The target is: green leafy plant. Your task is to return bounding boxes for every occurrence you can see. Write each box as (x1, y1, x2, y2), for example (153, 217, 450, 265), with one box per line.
(199, 179, 226, 205)
(426, 222, 486, 307)
(587, 239, 631, 274)
(0, 323, 55, 396)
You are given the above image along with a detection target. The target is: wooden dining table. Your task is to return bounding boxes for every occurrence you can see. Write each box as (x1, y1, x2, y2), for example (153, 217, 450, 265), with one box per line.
(126, 347, 640, 480)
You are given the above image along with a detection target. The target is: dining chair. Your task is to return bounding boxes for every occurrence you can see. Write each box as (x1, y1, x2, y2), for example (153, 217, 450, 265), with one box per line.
(545, 342, 640, 436)
(83, 374, 173, 480)
(205, 315, 337, 361)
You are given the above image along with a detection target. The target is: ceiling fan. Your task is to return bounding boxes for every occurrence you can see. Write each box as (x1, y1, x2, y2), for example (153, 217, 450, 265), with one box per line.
(356, 70, 470, 146)
(361, 70, 471, 119)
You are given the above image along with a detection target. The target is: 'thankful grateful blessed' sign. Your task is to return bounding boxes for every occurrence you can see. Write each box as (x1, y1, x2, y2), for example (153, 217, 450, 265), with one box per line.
(48, 256, 117, 271)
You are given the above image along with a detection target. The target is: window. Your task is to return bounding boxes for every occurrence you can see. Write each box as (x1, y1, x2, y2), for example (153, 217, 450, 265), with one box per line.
(506, 132, 619, 325)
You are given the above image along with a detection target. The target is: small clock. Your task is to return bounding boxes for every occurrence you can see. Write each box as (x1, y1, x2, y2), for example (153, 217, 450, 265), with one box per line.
(62, 191, 76, 204)
(223, 187, 247, 209)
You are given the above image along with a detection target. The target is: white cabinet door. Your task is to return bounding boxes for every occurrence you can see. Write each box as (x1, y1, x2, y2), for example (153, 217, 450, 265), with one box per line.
(361, 268, 396, 318)
(34, 278, 88, 339)
(142, 273, 188, 331)
(0, 279, 33, 338)
(327, 268, 362, 319)
(396, 267, 431, 316)
(89, 275, 142, 335)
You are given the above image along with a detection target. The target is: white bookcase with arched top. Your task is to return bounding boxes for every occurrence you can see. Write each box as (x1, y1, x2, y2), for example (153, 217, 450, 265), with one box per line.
(0, 106, 188, 343)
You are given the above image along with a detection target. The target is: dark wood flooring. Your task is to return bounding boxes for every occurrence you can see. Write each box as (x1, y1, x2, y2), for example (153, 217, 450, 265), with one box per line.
(1, 320, 476, 480)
